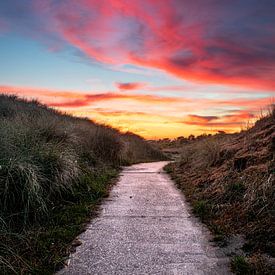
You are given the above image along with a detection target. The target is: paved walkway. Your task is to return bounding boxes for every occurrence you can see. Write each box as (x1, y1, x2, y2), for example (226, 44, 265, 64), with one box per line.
(58, 162, 230, 274)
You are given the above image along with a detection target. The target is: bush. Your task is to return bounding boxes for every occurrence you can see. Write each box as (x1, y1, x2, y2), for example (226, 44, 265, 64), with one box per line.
(178, 135, 226, 169)
(0, 113, 81, 226)
(0, 95, 164, 228)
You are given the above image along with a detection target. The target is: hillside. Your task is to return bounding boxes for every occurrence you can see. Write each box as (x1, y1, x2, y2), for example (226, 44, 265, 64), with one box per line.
(0, 94, 166, 274)
(165, 109, 275, 273)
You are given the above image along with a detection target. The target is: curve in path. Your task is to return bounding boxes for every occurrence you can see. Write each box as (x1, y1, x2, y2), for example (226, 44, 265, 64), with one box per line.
(58, 161, 230, 275)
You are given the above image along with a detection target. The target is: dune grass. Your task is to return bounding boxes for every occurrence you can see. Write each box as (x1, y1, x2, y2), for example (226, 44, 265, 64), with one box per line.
(0, 94, 166, 274)
(165, 107, 275, 273)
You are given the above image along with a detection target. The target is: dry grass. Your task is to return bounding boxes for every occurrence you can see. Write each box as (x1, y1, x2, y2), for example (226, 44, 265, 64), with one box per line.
(165, 107, 275, 273)
(178, 135, 230, 169)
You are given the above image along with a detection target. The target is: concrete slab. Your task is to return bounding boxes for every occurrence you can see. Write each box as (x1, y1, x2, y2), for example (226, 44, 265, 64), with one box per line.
(58, 161, 231, 275)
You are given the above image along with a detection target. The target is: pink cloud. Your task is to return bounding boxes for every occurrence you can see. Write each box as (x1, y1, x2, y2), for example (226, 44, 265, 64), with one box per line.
(2, 1, 274, 90)
(0, 85, 188, 108)
(115, 82, 146, 91)
(1, 85, 273, 111)
(48, 0, 275, 90)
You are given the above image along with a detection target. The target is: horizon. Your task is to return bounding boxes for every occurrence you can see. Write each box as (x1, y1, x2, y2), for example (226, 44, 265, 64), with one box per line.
(1, 1, 275, 139)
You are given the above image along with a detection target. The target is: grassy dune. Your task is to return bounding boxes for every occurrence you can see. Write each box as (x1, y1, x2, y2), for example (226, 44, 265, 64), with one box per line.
(0, 94, 166, 274)
(165, 108, 275, 273)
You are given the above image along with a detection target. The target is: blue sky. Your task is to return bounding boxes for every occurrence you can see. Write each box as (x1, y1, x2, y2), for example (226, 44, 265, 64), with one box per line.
(0, 1, 274, 138)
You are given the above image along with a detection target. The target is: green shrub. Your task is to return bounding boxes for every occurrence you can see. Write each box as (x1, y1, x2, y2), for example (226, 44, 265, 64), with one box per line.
(193, 200, 210, 219)
(231, 256, 252, 274)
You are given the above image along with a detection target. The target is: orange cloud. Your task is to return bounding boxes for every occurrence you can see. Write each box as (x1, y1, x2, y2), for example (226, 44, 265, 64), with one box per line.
(0, 85, 188, 108)
(1, 84, 273, 138)
(182, 111, 256, 128)
(183, 115, 218, 125)
(1, 84, 273, 108)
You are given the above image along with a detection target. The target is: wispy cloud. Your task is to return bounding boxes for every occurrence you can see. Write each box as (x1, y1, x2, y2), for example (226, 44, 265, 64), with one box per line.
(1, 1, 275, 89)
(182, 111, 256, 128)
(183, 115, 218, 125)
(115, 82, 146, 91)
(0, 85, 188, 108)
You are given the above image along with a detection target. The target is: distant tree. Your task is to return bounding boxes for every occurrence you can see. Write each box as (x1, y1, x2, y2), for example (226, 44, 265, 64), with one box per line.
(177, 136, 187, 144)
(197, 133, 208, 140)
(162, 138, 171, 144)
(188, 134, 195, 141)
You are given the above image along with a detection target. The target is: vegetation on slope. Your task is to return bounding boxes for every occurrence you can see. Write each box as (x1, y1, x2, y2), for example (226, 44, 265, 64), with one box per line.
(165, 108, 275, 273)
(0, 94, 166, 274)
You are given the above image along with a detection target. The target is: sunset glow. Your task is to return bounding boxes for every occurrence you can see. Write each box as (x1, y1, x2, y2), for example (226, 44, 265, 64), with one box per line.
(1, 1, 274, 138)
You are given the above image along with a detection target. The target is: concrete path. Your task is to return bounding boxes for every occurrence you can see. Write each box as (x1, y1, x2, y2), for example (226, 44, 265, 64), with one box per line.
(58, 162, 230, 275)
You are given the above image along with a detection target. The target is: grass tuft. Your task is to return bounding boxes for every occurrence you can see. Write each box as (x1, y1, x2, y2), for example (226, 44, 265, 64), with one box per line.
(231, 256, 251, 274)
(193, 200, 210, 219)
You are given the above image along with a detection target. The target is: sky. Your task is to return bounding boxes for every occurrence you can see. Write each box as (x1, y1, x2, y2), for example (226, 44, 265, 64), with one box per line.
(0, 0, 274, 139)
